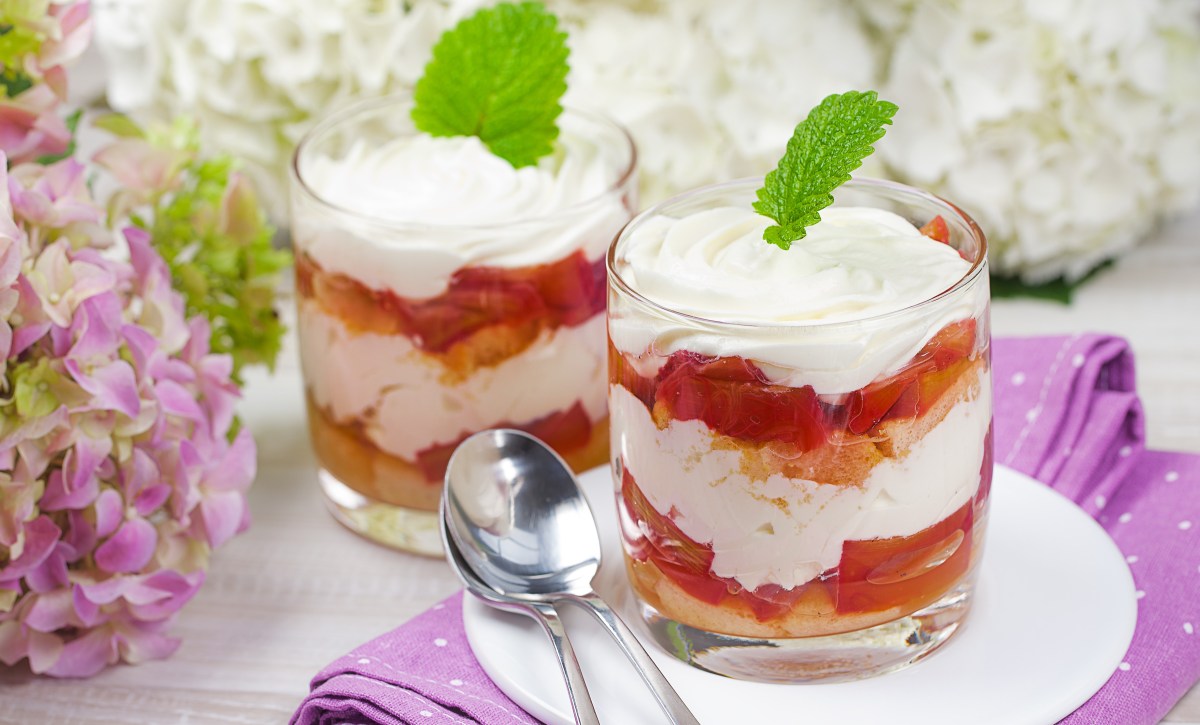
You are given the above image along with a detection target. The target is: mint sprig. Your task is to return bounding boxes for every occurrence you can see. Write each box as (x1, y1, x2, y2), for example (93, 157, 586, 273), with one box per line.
(754, 91, 898, 250)
(411, 2, 569, 168)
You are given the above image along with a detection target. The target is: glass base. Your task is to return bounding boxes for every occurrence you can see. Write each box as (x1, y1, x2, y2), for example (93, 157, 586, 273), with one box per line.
(318, 469, 443, 556)
(636, 583, 973, 683)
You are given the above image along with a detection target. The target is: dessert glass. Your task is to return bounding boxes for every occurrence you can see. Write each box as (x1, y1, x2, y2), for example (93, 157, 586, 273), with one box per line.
(291, 93, 636, 554)
(607, 178, 991, 682)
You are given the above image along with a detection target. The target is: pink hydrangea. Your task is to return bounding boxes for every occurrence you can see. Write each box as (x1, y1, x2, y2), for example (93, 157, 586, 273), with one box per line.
(0, 0, 93, 165)
(0, 153, 256, 677)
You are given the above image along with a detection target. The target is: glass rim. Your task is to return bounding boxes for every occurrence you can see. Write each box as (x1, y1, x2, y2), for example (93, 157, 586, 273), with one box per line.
(606, 176, 989, 332)
(289, 91, 638, 233)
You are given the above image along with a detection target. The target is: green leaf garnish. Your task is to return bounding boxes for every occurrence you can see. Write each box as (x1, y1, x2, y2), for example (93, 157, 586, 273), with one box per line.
(754, 91, 898, 249)
(411, 1, 569, 168)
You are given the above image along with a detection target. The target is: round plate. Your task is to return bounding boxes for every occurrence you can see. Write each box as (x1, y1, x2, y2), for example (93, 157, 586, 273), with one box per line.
(462, 465, 1136, 725)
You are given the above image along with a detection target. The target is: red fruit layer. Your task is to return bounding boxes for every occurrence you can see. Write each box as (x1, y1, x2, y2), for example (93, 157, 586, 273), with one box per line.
(295, 249, 605, 354)
(413, 402, 595, 483)
(620, 465, 978, 622)
(610, 318, 979, 450)
(837, 500, 972, 614)
(620, 466, 811, 621)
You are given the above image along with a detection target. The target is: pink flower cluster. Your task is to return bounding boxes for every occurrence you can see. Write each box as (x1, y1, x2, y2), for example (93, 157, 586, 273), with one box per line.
(0, 1, 92, 164)
(0, 155, 256, 677)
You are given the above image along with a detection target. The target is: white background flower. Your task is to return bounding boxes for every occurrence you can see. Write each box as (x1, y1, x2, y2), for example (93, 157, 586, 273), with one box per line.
(861, 0, 1200, 281)
(91, 0, 1200, 283)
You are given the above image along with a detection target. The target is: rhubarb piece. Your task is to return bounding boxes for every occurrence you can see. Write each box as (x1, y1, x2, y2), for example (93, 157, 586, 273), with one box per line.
(836, 500, 973, 614)
(918, 215, 950, 243)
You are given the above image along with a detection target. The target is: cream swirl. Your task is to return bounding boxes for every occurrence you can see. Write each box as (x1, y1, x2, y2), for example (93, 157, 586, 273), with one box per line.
(609, 205, 985, 394)
(311, 135, 611, 225)
(294, 129, 631, 299)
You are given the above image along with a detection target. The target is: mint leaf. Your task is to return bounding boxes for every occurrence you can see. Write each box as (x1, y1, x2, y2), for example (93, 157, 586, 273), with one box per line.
(754, 91, 898, 249)
(411, 2, 569, 168)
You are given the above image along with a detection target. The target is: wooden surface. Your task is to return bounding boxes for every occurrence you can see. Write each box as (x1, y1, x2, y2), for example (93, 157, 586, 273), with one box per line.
(1, 209, 1198, 724)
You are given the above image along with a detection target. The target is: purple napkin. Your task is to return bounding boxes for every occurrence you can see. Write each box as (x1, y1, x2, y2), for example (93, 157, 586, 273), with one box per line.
(994, 336, 1199, 725)
(292, 335, 1200, 725)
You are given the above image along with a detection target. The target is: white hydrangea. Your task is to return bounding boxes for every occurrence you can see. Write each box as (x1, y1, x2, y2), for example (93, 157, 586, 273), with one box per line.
(554, 0, 877, 203)
(859, 0, 1200, 282)
(94, 0, 477, 217)
(93, 0, 1200, 283)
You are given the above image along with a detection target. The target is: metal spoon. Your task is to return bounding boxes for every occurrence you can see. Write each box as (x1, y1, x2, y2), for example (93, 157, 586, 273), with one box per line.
(439, 509, 600, 725)
(444, 429, 701, 725)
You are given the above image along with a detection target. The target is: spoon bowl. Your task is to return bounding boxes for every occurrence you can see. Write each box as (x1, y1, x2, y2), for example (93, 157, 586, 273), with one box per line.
(443, 429, 701, 725)
(440, 500, 601, 725)
(444, 429, 601, 597)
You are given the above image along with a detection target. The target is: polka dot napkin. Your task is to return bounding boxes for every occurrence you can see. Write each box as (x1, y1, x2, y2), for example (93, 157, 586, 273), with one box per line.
(291, 335, 1199, 725)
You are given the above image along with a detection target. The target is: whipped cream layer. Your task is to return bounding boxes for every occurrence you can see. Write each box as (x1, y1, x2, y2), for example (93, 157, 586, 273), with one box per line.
(295, 133, 630, 299)
(610, 206, 983, 393)
(299, 302, 608, 461)
(612, 381, 991, 592)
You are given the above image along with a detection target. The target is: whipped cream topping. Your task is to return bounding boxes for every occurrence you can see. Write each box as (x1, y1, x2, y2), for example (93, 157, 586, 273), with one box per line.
(609, 205, 984, 393)
(310, 135, 612, 226)
(612, 380, 990, 592)
(295, 132, 630, 299)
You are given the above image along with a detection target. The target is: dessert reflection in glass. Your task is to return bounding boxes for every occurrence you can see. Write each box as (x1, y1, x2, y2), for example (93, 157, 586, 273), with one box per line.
(607, 178, 991, 682)
(290, 93, 636, 554)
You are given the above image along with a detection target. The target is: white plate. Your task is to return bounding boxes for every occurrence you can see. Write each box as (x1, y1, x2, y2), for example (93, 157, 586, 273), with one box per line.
(463, 465, 1136, 725)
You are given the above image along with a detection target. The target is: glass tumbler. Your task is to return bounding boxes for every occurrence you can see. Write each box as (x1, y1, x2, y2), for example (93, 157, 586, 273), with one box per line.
(607, 178, 991, 682)
(291, 93, 636, 554)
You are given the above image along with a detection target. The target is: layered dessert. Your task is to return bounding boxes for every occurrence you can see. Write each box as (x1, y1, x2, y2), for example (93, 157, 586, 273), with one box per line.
(608, 199, 992, 640)
(292, 115, 634, 515)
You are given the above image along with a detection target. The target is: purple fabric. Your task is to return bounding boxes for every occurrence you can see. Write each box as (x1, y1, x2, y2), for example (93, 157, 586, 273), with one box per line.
(292, 335, 1200, 725)
(994, 336, 1199, 725)
(290, 597, 536, 725)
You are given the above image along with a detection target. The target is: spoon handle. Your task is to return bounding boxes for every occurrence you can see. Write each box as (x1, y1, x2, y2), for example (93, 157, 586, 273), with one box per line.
(573, 593, 702, 725)
(529, 601, 601, 725)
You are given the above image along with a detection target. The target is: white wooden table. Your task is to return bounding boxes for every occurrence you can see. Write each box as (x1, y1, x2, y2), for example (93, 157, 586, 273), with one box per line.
(1, 209, 1197, 724)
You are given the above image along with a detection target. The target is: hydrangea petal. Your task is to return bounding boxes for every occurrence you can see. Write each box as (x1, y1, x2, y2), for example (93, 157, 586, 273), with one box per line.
(24, 546, 70, 593)
(197, 489, 247, 549)
(25, 587, 76, 633)
(27, 630, 66, 675)
(44, 627, 117, 678)
(68, 293, 124, 362)
(61, 509, 96, 562)
(0, 516, 61, 581)
(66, 358, 140, 418)
(72, 584, 101, 627)
(0, 86, 70, 165)
(93, 488, 124, 538)
(94, 518, 157, 574)
(208, 428, 256, 493)
(93, 140, 188, 198)
(76, 576, 126, 607)
(116, 624, 181, 665)
(133, 483, 171, 517)
(127, 570, 205, 620)
(0, 620, 26, 666)
(39, 438, 109, 511)
(41, 2, 93, 71)
(155, 379, 205, 423)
